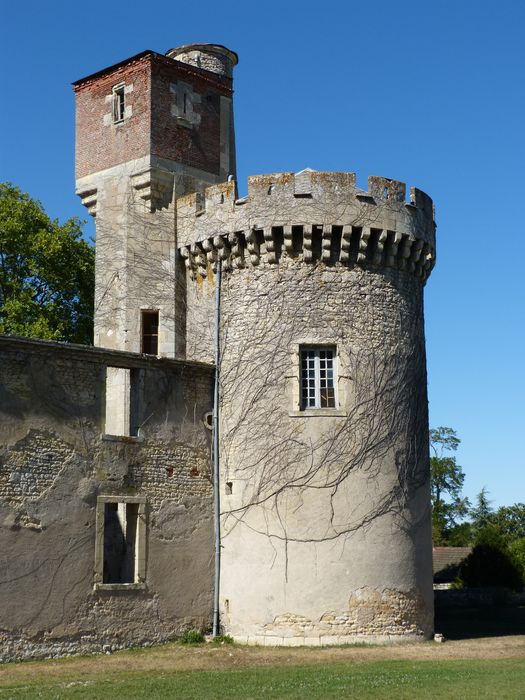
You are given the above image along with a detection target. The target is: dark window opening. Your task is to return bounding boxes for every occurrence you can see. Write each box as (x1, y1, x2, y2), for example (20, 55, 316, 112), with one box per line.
(141, 311, 159, 355)
(103, 502, 139, 584)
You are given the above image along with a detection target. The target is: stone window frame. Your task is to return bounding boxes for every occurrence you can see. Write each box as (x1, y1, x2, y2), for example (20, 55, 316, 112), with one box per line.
(94, 495, 147, 591)
(300, 346, 337, 409)
(288, 342, 347, 417)
(101, 365, 145, 442)
(103, 83, 133, 126)
(169, 80, 201, 128)
(112, 83, 126, 123)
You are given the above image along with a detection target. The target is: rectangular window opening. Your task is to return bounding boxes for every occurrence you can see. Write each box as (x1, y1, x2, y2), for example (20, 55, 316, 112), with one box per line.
(95, 496, 146, 590)
(141, 310, 159, 355)
(112, 85, 125, 123)
(103, 502, 139, 584)
(104, 367, 141, 437)
(300, 346, 337, 410)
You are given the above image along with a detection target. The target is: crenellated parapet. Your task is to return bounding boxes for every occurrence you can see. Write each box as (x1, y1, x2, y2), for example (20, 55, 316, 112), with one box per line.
(177, 170, 436, 283)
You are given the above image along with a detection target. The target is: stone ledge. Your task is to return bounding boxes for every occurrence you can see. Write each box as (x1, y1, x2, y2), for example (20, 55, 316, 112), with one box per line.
(288, 409, 347, 418)
(0, 335, 214, 373)
(93, 583, 147, 592)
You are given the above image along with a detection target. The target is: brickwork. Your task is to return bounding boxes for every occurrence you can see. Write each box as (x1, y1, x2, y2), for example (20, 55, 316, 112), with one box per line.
(74, 51, 233, 181)
(74, 55, 152, 180)
(151, 58, 231, 176)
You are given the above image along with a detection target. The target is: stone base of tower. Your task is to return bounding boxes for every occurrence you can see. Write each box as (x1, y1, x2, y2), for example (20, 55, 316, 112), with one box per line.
(232, 632, 430, 647)
(224, 587, 433, 646)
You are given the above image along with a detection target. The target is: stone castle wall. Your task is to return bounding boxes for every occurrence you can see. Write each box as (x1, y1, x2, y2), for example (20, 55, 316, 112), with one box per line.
(179, 170, 435, 643)
(0, 336, 214, 661)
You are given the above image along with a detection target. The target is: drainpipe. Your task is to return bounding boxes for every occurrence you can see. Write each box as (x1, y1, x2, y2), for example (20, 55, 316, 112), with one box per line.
(212, 257, 222, 637)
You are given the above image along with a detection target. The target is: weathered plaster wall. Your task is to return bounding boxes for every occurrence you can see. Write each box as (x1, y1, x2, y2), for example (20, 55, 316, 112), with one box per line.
(0, 337, 214, 661)
(215, 260, 434, 644)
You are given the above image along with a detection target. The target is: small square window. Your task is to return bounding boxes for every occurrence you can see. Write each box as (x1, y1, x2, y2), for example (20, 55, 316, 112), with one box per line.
(112, 84, 125, 123)
(94, 496, 146, 590)
(300, 346, 337, 410)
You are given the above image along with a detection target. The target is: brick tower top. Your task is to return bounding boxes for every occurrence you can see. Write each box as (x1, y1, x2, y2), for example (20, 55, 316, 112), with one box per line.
(73, 44, 237, 184)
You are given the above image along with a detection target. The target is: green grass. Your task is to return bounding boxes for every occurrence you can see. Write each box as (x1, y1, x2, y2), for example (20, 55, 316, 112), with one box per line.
(1, 658, 524, 699)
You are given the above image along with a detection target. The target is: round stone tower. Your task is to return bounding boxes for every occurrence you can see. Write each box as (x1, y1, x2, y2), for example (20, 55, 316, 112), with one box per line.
(178, 168, 436, 644)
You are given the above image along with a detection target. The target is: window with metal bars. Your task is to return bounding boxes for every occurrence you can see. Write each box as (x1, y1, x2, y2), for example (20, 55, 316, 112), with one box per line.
(112, 84, 125, 123)
(300, 347, 336, 410)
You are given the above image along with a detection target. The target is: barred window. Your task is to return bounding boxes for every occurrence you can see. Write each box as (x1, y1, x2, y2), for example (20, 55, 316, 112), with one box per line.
(300, 347, 336, 410)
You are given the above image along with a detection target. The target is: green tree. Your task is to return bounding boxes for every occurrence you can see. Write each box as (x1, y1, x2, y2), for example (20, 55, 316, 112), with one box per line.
(459, 530, 523, 590)
(508, 538, 525, 581)
(470, 487, 493, 538)
(430, 426, 470, 545)
(490, 504, 525, 541)
(0, 182, 94, 343)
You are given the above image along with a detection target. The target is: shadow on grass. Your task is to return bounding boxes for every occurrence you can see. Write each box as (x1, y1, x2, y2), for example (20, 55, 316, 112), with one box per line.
(435, 605, 525, 639)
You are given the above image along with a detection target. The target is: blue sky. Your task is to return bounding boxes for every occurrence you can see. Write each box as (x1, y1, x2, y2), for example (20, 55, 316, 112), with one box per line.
(1, 0, 523, 509)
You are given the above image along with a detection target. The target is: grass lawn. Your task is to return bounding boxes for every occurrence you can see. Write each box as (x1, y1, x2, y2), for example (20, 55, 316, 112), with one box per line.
(1, 655, 524, 699)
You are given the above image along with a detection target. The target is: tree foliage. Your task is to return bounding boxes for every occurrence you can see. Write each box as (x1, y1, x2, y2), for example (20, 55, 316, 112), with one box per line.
(459, 526, 523, 590)
(429, 426, 469, 544)
(470, 487, 493, 538)
(489, 504, 525, 541)
(0, 182, 94, 344)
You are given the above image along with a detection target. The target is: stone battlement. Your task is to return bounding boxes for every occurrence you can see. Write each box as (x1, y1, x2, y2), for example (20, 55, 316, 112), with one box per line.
(177, 170, 436, 282)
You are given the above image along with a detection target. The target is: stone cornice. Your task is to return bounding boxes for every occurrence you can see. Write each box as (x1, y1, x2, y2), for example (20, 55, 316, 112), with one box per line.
(0, 335, 213, 373)
(176, 171, 436, 283)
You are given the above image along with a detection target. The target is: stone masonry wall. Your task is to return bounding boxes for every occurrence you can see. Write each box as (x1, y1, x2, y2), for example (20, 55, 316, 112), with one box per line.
(0, 337, 214, 661)
(216, 259, 434, 643)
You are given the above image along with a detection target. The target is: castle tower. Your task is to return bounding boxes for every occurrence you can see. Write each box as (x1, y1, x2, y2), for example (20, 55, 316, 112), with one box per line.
(178, 170, 436, 643)
(74, 44, 237, 357)
(75, 42, 436, 645)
